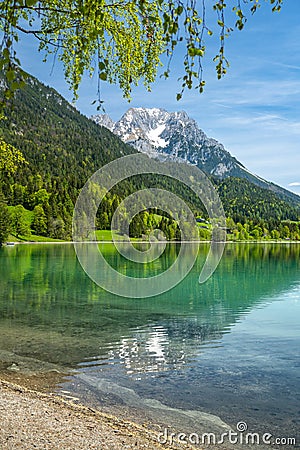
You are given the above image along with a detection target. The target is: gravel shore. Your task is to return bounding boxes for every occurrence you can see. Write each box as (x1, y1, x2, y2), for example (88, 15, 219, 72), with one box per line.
(0, 379, 196, 450)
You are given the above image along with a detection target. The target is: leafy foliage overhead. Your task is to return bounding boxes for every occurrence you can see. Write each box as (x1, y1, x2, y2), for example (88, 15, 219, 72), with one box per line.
(0, 0, 283, 105)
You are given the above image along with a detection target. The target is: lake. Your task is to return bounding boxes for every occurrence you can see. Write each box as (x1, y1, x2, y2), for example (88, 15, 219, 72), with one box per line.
(0, 243, 299, 448)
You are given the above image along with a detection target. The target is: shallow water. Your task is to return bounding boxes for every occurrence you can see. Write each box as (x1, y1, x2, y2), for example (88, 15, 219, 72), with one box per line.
(0, 243, 299, 447)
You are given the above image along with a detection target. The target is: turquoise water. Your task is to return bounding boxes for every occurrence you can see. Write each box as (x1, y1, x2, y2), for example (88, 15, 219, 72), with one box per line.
(0, 243, 299, 446)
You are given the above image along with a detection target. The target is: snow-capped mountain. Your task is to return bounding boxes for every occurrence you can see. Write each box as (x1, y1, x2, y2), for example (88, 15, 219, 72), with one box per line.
(91, 107, 299, 202)
(92, 107, 248, 178)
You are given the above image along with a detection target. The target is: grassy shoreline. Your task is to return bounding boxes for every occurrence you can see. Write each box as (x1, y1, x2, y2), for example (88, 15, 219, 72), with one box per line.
(6, 227, 300, 245)
(4, 239, 300, 245)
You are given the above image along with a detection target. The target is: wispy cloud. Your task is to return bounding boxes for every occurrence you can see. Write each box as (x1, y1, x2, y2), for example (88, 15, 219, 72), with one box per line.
(205, 79, 300, 109)
(216, 112, 300, 136)
(270, 62, 300, 71)
(288, 182, 300, 187)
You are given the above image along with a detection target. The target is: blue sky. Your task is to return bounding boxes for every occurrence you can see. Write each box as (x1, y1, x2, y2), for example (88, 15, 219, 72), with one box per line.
(15, 1, 300, 193)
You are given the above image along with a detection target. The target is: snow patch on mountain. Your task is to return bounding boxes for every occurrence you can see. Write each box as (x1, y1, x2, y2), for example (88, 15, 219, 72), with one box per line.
(213, 163, 229, 177)
(147, 124, 169, 148)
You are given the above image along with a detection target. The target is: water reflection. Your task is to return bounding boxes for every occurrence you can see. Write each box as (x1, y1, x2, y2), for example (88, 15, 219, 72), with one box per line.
(0, 243, 299, 374)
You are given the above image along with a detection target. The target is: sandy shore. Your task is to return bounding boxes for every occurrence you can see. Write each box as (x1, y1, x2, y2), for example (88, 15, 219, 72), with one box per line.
(0, 379, 197, 450)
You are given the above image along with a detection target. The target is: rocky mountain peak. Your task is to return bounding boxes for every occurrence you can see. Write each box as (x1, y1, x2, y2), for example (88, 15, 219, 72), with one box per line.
(91, 107, 240, 173)
(91, 113, 115, 132)
(91, 106, 299, 204)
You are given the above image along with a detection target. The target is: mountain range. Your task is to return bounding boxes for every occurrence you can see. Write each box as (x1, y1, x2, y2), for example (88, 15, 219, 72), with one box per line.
(92, 108, 299, 204)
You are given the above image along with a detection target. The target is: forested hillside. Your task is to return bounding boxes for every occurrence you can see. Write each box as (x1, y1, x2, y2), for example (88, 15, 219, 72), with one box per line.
(0, 72, 299, 242)
(0, 75, 136, 239)
(217, 177, 299, 223)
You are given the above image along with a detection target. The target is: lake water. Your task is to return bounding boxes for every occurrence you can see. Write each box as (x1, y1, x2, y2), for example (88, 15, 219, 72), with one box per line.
(0, 243, 299, 448)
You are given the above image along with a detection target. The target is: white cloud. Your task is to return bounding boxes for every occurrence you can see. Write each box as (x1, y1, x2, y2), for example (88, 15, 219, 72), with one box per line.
(288, 182, 300, 187)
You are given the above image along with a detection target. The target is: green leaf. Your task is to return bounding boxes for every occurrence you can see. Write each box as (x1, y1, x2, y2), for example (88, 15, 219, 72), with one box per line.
(99, 72, 107, 81)
(26, 0, 38, 6)
(175, 5, 183, 16)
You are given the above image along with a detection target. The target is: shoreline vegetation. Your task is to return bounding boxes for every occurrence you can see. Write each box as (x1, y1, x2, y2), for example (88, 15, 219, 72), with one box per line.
(4, 229, 300, 245)
(2, 201, 300, 247)
(4, 238, 300, 245)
